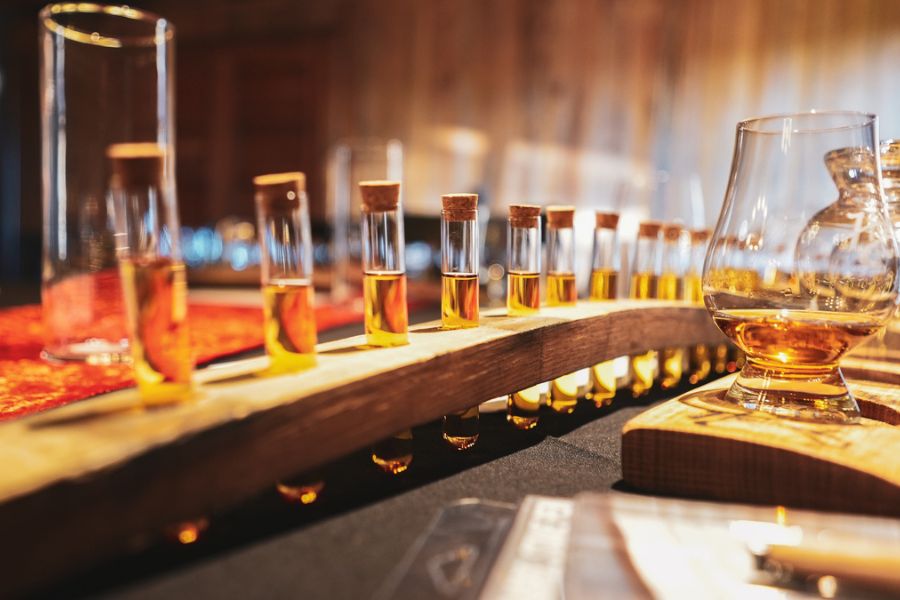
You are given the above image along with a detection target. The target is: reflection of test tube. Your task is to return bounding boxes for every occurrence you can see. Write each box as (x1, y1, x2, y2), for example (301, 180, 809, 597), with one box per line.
(588, 211, 620, 406)
(506, 204, 543, 429)
(546, 206, 580, 415)
(440, 193, 480, 450)
(254, 172, 318, 374)
(360, 180, 413, 474)
(108, 143, 193, 405)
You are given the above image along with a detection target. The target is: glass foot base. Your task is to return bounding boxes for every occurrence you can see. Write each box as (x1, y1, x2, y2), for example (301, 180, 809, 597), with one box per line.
(724, 362, 860, 424)
(42, 340, 130, 365)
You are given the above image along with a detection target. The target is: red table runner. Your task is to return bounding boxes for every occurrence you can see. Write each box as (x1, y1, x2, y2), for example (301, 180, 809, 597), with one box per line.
(0, 302, 364, 421)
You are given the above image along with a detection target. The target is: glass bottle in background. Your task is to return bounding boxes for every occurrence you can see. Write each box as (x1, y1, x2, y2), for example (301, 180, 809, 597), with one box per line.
(685, 229, 713, 384)
(629, 221, 662, 398)
(360, 180, 413, 474)
(253, 171, 324, 506)
(545, 206, 580, 415)
(440, 193, 480, 450)
(657, 224, 686, 390)
(506, 204, 543, 429)
(588, 211, 620, 406)
(254, 172, 318, 374)
(107, 143, 192, 405)
(40, 4, 175, 363)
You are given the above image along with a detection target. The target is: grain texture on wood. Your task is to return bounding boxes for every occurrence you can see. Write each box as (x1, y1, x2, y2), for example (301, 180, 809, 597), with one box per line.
(622, 376, 900, 518)
(0, 301, 722, 595)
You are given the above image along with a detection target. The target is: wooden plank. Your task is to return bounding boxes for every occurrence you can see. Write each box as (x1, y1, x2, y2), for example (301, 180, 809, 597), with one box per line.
(0, 301, 722, 594)
(622, 375, 900, 520)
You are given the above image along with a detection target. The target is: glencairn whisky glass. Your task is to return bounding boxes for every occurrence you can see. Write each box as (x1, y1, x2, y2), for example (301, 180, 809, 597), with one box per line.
(704, 111, 898, 423)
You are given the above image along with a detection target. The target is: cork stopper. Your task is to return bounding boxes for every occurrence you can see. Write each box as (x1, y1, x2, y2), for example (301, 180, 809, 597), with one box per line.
(359, 180, 401, 212)
(546, 205, 575, 229)
(595, 211, 620, 229)
(441, 193, 478, 221)
(690, 229, 711, 243)
(253, 172, 306, 213)
(107, 142, 165, 189)
(508, 204, 541, 228)
(662, 223, 684, 241)
(637, 221, 662, 238)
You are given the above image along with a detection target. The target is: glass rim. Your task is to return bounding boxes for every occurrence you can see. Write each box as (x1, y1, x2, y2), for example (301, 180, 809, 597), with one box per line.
(738, 110, 877, 135)
(40, 3, 173, 48)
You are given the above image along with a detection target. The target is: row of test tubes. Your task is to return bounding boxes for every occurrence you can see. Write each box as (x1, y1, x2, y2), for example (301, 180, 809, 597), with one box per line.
(106, 144, 738, 511)
(500, 206, 740, 430)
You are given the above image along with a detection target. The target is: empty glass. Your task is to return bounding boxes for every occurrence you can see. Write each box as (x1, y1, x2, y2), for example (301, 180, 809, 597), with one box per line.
(39, 3, 174, 363)
(704, 111, 898, 423)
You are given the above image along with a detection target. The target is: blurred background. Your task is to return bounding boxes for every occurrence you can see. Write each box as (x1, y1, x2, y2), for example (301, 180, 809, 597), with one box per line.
(2, 0, 900, 298)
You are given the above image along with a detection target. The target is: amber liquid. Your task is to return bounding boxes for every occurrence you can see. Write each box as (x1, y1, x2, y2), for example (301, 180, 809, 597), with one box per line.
(442, 273, 479, 329)
(549, 372, 579, 414)
(443, 406, 480, 450)
(629, 272, 658, 397)
(712, 309, 880, 370)
(507, 384, 542, 429)
(657, 272, 684, 390)
(119, 257, 193, 405)
(589, 268, 618, 302)
(262, 279, 317, 373)
(507, 271, 540, 316)
(276, 473, 325, 505)
(364, 271, 409, 347)
(371, 429, 414, 474)
(589, 268, 618, 405)
(713, 343, 729, 374)
(547, 272, 577, 306)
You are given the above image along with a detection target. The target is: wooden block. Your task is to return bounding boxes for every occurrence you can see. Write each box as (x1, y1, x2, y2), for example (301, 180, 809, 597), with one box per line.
(0, 301, 723, 595)
(622, 375, 900, 518)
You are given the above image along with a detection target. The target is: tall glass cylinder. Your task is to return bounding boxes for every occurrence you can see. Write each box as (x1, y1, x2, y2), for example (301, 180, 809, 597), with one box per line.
(254, 172, 317, 373)
(360, 180, 408, 347)
(40, 3, 175, 363)
(441, 194, 479, 329)
(545, 206, 576, 306)
(107, 143, 190, 405)
(629, 221, 662, 397)
(507, 204, 541, 316)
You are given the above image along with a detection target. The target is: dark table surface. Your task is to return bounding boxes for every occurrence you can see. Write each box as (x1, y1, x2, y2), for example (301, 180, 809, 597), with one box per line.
(46, 392, 674, 599)
(9, 294, 694, 599)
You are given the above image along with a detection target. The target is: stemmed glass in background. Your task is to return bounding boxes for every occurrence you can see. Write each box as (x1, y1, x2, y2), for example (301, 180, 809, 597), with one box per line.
(703, 111, 899, 423)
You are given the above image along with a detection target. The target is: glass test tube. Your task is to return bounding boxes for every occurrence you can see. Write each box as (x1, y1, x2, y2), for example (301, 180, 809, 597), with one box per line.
(506, 204, 543, 429)
(360, 180, 413, 474)
(686, 229, 712, 384)
(254, 171, 324, 506)
(254, 172, 318, 374)
(629, 221, 662, 398)
(588, 211, 620, 406)
(440, 193, 480, 450)
(546, 206, 580, 415)
(658, 224, 686, 390)
(107, 143, 193, 405)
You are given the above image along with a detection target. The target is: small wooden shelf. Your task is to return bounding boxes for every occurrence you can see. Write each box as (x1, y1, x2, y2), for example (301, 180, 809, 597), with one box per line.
(0, 301, 723, 594)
